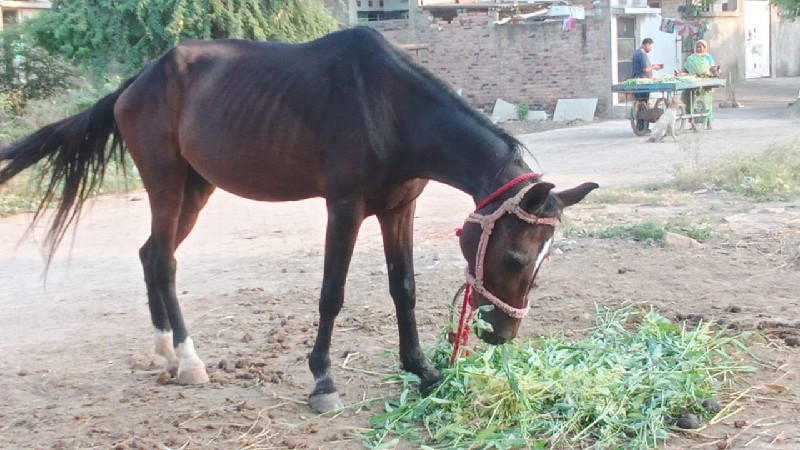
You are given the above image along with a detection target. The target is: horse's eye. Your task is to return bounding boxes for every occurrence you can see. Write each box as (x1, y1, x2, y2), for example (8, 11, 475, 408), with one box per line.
(503, 251, 527, 270)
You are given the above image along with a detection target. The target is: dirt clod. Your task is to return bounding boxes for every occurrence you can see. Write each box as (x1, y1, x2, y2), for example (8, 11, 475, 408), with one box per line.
(726, 305, 742, 313)
(156, 372, 170, 385)
(784, 336, 800, 347)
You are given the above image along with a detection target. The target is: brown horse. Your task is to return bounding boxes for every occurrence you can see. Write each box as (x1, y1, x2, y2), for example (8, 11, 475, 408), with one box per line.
(0, 27, 596, 412)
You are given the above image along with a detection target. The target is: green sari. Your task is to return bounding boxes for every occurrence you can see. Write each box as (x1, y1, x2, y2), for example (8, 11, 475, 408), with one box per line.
(683, 53, 716, 123)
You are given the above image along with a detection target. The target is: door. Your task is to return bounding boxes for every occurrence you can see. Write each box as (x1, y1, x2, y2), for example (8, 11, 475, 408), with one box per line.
(639, 15, 680, 79)
(745, 0, 770, 78)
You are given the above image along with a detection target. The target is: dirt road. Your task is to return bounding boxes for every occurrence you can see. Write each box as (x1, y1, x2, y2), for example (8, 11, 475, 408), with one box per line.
(1, 78, 799, 449)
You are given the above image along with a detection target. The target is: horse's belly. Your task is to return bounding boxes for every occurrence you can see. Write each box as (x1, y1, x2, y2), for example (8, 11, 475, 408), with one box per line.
(189, 156, 325, 202)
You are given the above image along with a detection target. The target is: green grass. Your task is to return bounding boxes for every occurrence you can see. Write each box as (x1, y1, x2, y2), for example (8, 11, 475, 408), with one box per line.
(564, 217, 714, 245)
(363, 306, 754, 449)
(673, 141, 800, 201)
(584, 184, 689, 206)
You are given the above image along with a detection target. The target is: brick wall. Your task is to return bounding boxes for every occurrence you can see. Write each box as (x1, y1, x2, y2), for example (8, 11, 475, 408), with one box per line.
(367, 8, 613, 117)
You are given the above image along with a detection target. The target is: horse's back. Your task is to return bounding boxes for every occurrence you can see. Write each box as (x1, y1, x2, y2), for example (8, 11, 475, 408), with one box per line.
(116, 29, 404, 202)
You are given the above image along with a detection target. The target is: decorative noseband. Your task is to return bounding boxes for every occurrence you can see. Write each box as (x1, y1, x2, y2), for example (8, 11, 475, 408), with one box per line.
(464, 175, 559, 319)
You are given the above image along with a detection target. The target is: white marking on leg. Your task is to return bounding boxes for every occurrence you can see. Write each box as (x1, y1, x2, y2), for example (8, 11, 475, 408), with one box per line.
(175, 337, 204, 371)
(154, 328, 179, 373)
(175, 336, 209, 384)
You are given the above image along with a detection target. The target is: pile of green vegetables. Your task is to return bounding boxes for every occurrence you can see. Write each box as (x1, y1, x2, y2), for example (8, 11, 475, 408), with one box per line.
(364, 307, 754, 449)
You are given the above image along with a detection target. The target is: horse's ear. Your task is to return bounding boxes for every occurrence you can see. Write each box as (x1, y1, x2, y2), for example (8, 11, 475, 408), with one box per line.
(521, 182, 555, 212)
(554, 182, 599, 208)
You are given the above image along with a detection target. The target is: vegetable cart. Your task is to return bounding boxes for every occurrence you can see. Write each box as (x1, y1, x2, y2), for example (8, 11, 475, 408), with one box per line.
(611, 78, 726, 136)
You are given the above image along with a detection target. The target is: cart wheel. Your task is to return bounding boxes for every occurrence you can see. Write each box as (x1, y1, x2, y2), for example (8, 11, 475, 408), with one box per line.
(630, 100, 650, 136)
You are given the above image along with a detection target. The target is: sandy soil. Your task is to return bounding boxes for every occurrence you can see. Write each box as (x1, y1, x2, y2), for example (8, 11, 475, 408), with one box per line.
(1, 78, 799, 449)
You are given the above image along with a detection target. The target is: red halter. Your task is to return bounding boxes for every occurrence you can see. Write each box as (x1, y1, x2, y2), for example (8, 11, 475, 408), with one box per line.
(449, 173, 558, 365)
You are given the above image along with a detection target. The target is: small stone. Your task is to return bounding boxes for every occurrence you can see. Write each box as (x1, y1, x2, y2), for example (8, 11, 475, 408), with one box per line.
(241, 333, 253, 343)
(784, 336, 800, 347)
(17, 370, 28, 377)
(665, 232, 701, 249)
(218, 358, 230, 370)
(235, 359, 248, 369)
(676, 413, 701, 429)
(726, 305, 742, 313)
(733, 420, 747, 428)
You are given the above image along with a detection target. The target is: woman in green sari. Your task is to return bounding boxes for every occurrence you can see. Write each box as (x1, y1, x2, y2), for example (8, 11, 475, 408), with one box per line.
(679, 40, 717, 129)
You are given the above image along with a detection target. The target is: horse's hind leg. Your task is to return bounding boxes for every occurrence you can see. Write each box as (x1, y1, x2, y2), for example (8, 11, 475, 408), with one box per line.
(377, 200, 441, 393)
(132, 143, 212, 384)
(147, 168, 216, 376)
(308, 196, 365, 413)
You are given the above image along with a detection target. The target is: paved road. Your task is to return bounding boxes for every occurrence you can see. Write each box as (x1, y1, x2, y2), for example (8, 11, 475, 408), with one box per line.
(521, 77, 800, 188)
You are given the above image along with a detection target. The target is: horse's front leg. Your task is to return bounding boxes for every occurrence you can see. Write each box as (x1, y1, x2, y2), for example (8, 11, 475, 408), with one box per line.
(377, 201, 441, 394)
(308, 197, 365, 413)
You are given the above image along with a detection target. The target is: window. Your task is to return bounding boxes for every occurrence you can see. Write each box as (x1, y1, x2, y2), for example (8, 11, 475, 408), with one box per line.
(3, 10, 20, 26)
(352, 0, 409, 22)
(616, 17, 636, 82)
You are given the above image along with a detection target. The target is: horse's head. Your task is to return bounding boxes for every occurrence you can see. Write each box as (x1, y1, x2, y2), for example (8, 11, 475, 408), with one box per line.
(459, 181, 598, 344)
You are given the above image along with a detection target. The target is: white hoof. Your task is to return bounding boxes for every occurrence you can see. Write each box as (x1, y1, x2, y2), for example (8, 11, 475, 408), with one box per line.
(175, 337, 209, 384)
(308, 392, 343, 413)
(177, 364, 209, 385)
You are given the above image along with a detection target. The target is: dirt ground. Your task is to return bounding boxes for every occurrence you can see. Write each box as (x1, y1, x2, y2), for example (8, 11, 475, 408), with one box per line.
(1, 78, 799, 449)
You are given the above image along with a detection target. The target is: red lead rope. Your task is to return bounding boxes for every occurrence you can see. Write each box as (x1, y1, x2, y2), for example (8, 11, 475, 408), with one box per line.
(449, 173, 540, 365)
(448, 284, 476, 365)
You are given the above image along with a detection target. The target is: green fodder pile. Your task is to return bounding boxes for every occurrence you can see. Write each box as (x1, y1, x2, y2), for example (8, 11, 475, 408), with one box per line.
(365, 307, 754, 449)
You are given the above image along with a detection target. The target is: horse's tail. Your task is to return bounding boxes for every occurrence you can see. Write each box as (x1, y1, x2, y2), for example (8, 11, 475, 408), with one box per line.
(0, 74, 139, 266)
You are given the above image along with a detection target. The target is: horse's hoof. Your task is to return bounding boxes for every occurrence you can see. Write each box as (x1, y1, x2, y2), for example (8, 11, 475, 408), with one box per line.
(308, 392, 343, 413)
(420, 373, 442, 396)
(176, 364, 209, 385)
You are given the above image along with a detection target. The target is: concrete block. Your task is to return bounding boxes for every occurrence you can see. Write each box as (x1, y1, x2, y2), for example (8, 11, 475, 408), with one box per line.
(526, 110, 548, 121)
(553, 98, 598, 122)
(491, 98, 518, 122)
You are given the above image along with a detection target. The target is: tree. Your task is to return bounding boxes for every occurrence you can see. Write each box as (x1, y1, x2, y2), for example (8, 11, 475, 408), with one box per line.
(24, 0, 339, 74)
(771, 0, 800, 18)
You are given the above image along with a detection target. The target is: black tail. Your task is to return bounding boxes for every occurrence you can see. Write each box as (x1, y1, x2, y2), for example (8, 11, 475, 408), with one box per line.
(0, 75, 139, 266)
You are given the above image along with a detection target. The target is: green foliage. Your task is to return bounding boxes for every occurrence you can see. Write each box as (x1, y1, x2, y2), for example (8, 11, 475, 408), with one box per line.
(1, 28, 75, 109)
(24, 0, 338, 74)
(591, 220, 667, 244)
(771, 0, 800, 18)
(673, 141, 800, 201)
(0, 78, 140, 217)
(364, 307, 754, 449)
(568, 217, 714, 245)
(516, 102, 529, 121)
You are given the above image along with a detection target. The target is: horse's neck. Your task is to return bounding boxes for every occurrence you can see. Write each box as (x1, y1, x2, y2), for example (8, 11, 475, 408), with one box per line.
(415, 117, 532, 205)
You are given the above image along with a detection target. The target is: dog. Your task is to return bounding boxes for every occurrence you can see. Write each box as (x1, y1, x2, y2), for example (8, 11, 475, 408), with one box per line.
(647, 99, 684, 143)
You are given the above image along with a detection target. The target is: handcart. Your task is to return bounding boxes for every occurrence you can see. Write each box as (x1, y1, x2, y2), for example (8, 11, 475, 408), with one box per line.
(611, 78, 726, 136)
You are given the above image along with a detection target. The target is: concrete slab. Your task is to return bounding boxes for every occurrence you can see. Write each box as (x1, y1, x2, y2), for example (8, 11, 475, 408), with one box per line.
(553, 98, 598, 122)
(491, 98, 518, 122)
(526, 111, 549, 121)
